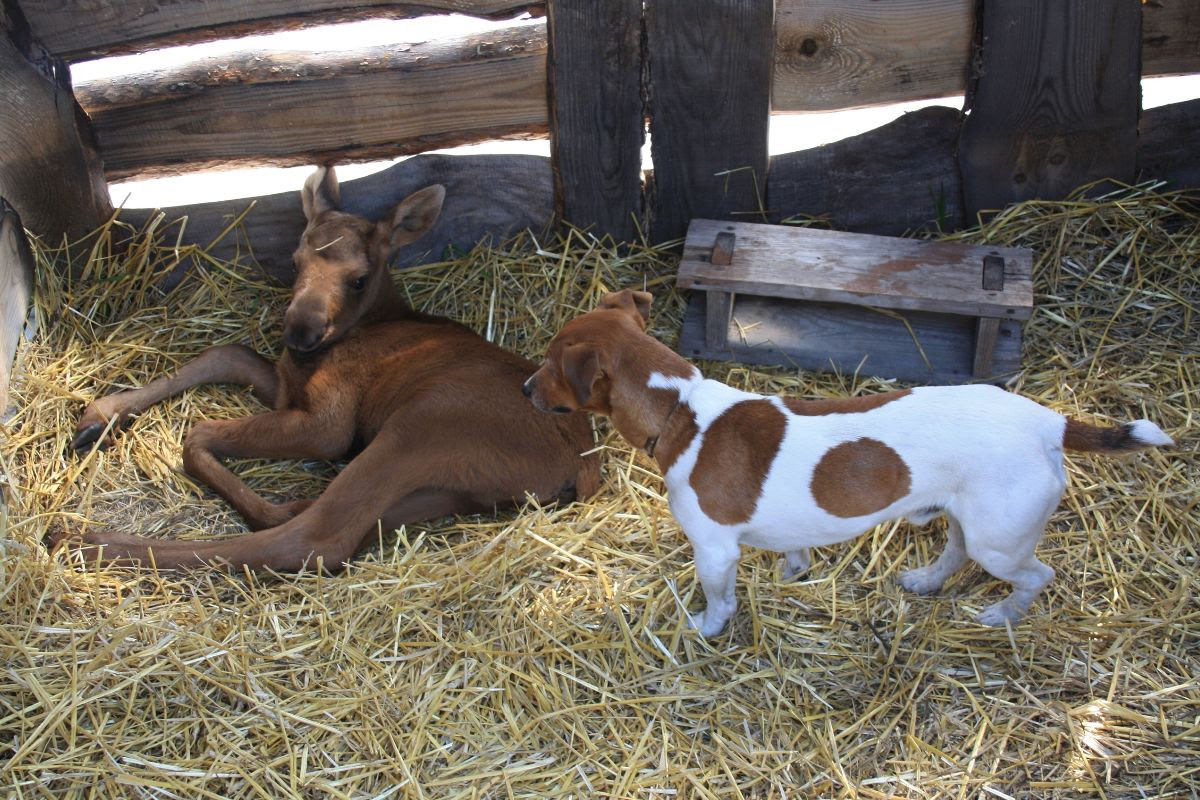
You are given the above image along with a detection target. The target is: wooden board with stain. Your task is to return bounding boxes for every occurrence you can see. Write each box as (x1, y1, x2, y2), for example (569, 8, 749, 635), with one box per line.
(677, 219, 1033, 321)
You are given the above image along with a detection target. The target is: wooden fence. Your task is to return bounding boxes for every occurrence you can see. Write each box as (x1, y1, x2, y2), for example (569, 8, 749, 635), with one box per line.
(1, 1, 1198, 337)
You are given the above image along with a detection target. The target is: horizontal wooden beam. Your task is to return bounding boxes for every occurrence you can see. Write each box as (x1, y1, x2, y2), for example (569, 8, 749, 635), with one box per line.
(76, 27, 548, 181)
(773, 0, 1200, 112)
(118, 153, 554, 287)
(21, 0, 544, 61)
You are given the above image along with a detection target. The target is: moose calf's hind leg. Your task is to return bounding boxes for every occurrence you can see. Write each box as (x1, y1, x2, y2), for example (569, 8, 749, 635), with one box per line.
(181, 409, 351, 531)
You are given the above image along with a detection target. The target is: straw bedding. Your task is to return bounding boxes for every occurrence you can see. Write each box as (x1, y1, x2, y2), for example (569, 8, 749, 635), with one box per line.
(1, 184, 1196, 798)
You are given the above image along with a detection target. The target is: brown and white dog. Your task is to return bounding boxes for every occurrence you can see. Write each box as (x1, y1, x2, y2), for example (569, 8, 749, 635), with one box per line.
(523, 290, 1173, 635)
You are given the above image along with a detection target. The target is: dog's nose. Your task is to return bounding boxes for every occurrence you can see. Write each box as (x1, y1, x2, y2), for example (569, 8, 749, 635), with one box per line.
(521, 378, 532, 398)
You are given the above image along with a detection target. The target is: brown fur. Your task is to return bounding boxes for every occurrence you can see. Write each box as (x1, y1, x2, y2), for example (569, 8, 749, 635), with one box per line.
(689, 400, 787, 525)
(1062, 418, 1143, 452)
(783, 389, 911, 416)
(653, 405, 699, 474)
(524, 291, 695, 459)
(809, 438, 912, 518)
(61, 167, 599, 571)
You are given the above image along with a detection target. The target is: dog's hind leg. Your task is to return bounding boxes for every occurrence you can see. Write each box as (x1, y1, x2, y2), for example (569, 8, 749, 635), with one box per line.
(962, 495, 1059, 626)
(899, 516, 968, 595)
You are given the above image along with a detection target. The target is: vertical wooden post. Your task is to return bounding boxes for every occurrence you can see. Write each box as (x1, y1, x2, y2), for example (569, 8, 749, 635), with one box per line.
(0, 0, 112, 244)
(645, 0, 772, 244)
(0, 199, 33, 410)
(547, 0, 645, 242)
(959, 0, 1141, 221)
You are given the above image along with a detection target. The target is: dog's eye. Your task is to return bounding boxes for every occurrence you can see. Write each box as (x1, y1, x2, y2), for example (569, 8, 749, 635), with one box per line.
(349, 275, 367, 292)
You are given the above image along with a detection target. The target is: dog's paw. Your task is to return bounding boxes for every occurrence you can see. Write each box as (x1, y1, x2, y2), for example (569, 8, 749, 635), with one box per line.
(899, 566, 945, 596)
(688, 609, 730, 638)
(781, 549, 811, 582)
(975, 598, 1025, 627)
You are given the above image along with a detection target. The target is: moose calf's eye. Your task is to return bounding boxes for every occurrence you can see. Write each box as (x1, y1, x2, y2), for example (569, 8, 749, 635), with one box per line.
(350, 275, 367, 292)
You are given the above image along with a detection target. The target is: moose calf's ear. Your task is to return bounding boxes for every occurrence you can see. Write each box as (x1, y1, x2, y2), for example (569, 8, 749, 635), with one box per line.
(598, 289, 653, 328)
(383, 184, 446, 253)
(301, 166, 342, 223)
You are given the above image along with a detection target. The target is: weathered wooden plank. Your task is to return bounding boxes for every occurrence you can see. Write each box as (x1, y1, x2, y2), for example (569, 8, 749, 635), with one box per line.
(773, 0, 1198, 112)
(77, 27, 548, 182)
(773, 0, 972, 112)
(21, 0, 544, 61)
(1137, 98, 1200, 191)
(645, 0, 772, 244)
(1142, 0, 1200, 78)
(118, 153, 554, 287)
(768, 105, 964, 236)
(546, 0, 644, 241)
(0, 199, 35, 410)
(959, 1, 1141, 219)
(678, 293, 1024, 385)
(677, 219, 1033, 320)
(0, 2, 112, 243)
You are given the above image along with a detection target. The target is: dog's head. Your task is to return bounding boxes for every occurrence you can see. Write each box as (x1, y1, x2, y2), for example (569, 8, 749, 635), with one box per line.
(523, 289, 652, 415)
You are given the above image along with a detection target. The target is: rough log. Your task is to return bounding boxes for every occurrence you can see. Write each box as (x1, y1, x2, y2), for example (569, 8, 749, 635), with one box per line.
(76, 27, 548, 181)
(774, 0, 1198, 112)
(118, 153, 554, 287)
(0, 1, 112, 243)
(773, 0, 973, 112)
(20, 0, 545, 61)
(1137, 98, 1200, 191)
(768, 106, 964, 236)
(959, 0, 1141, 219)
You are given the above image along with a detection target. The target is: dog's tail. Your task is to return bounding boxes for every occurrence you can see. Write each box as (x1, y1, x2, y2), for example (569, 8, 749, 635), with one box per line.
(1063, 417, 1173, 454)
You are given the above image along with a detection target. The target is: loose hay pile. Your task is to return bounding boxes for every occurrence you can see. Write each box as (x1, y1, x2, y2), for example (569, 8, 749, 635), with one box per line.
(1, 184, 1197, 799)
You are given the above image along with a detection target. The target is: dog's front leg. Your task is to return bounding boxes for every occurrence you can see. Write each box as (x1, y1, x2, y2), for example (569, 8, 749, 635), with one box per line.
(687, 532, 741, 637)
(782, 548, 811, 581)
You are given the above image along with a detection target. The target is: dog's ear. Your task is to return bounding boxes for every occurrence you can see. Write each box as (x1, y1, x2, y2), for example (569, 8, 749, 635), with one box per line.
(598, 289, 652, 328)
(301, 166, 341, 223)
(561, 343, 604, 408)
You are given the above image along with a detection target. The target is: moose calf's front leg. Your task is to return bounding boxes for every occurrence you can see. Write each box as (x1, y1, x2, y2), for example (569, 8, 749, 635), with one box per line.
(73, 344, 278, 451)
(183, 409, 351, 530)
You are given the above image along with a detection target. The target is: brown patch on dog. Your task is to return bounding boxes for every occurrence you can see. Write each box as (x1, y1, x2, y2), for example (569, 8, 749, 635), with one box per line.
(783, 389, 911, 416)
(653, 404, 699, 473)
(810, 438, 911, 518)
(690, 400, 786, 525)
(1062, 418, 1142, 453)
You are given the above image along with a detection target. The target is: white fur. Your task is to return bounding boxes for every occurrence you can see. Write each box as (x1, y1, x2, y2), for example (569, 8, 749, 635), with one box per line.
(653, 378, 1122, 636)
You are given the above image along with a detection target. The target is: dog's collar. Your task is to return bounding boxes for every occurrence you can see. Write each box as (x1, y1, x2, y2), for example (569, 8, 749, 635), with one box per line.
(644, 395, 684, 460)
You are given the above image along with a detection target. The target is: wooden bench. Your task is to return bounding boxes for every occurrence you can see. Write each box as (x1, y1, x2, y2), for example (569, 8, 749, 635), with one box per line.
(675, 219, 1034, 384)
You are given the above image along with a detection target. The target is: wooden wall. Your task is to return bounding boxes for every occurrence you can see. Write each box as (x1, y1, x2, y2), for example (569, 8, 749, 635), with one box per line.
(2, 0, 1199, 257)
